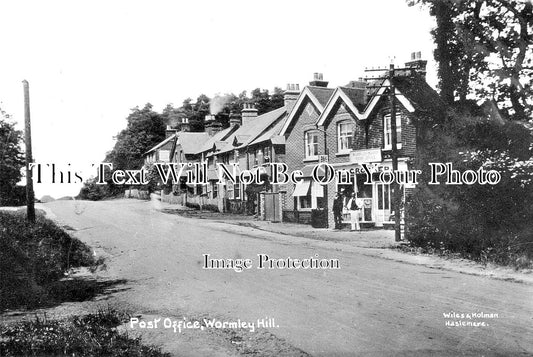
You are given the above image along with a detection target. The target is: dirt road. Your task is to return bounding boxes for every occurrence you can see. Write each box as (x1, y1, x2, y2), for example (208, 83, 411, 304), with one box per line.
(43, 199, 533, 356)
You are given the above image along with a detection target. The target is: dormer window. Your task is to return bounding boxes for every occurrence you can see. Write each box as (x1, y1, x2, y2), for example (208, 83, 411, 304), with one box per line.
(304, 131, 319, 159)
(337, 121, 353, 153)
(383, 114, 402, 150)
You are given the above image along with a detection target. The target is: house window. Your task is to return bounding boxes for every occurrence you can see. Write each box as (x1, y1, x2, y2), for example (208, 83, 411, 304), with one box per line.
(254, 148, 263, 166)
(337, 121, 353, 153)
(264, 147, 271, 163)
(304, 131, 319, 159)
(234, 179, 241, 200)
(383, 114, 402, 150)
(159, 150, 170, 162)
(227, 181, 234, 199)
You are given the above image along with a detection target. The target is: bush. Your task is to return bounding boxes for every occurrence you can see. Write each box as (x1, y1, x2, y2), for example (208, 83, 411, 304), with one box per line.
(406, 112, 533, 268)
(0, 307, 170, 357)
(0, 211, 95, 310)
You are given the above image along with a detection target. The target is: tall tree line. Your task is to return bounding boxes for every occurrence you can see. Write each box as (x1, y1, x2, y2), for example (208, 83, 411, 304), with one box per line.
(410, 0, 532, 120)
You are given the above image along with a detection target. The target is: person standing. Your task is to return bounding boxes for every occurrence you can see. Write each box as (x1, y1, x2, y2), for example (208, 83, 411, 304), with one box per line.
(332, 192, 343, 230)
(346, 192, 360, 231)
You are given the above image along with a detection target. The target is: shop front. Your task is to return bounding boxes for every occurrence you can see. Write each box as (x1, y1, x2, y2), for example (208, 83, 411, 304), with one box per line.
(329, 149, 410, 228)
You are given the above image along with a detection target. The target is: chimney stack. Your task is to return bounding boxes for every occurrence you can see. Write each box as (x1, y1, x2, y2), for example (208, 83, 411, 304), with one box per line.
(180, 117, 191, 132)
(405, 51, 427, 78)
(166, 125, 177, 138)
(241, 102, 258, 126)
(309, 72, 328, 87)
(204, 115, 222, 136)
(229, 112, 242, 127)
(284, 83, 300, 115)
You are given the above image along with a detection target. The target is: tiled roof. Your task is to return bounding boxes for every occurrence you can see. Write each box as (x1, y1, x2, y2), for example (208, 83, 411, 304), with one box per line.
(338, 87, 366, 111)
(308, 86, 335, 107)
(198, 126, 237, 154)
(217, 106, 287, 154)
(144, 134, 177, 155)
(249, 116, 287, 147)
(391, 74, 446, 119)
(177, 132, 210, 154)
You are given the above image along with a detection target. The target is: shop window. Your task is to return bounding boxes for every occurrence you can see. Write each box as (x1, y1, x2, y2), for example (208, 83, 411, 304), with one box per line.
(383, 114, 402, 150)
(337, 121, 353, 153)
(299, 193, 312, 209)
(304, 131, 319, 159)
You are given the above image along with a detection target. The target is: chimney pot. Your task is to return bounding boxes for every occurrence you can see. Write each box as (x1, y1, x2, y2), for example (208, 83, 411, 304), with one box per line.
(309, 73, 328, 87)
(241, 103, 258, 126)
(284, 82, 301, 114)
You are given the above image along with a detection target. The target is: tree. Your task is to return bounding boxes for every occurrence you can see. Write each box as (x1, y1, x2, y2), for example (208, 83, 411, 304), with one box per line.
(409, 0, 533, 119)
(0, 107, 25, 206)
(105, 103, 166, 170)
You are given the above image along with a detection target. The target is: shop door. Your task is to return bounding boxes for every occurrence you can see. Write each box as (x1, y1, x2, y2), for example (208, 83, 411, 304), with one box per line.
(356, 174, 373, 222)
(375, 183, 392, 226)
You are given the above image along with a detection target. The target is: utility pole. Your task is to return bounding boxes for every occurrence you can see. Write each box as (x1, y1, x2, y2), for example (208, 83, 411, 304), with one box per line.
(388, 64, 402, 242)
(22, 80, 35, 223)
(364, 63, 408, 242)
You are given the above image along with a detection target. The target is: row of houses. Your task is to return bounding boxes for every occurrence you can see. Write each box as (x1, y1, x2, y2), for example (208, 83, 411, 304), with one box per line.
(143, 53, 445, 229)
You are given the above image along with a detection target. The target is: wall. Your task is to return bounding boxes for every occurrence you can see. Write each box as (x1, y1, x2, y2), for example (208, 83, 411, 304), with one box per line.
(284, 98, 324, 211)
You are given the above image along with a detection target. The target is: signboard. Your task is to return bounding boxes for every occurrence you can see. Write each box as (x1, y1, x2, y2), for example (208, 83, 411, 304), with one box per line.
(349, 148, 382, 164)
(318, 155, 329, 163)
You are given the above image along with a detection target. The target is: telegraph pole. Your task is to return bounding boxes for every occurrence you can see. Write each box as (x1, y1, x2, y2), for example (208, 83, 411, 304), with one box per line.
(364, 63, 407, 242)
(22, 80, 35, 223)
(388, 64, 401, 242)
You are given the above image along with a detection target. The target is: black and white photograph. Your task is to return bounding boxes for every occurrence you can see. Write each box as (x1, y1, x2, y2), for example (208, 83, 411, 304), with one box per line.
(1, 1, 532, 356)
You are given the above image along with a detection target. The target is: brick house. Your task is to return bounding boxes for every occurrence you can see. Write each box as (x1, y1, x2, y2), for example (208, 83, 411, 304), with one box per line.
(279, 73, 335, 224)
(203, 101, 290, 214)
(280, 62, 443, 228)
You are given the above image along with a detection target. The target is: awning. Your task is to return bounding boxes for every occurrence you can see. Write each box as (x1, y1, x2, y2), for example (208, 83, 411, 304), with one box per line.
(292, 179, 311, 197)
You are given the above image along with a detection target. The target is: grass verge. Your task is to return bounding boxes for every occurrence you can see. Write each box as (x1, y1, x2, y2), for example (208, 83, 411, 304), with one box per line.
(0, 210, 97, 311)
(0, 307, 170, 357)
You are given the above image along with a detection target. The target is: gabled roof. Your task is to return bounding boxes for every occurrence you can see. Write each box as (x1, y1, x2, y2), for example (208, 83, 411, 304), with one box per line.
(308, 86, 336, 107)
(391, 74, 445, 116)
(279, 86, 335, 136)
(198, 125, 238, 154)
(248, 117, 286, 147)
(234, 135, 251, 145)
(316, 79, 416, 126)
(217, 106, 287, 154)
(338, 87, 366, 111)
(144, 134, 177, 155)
(176, 132, 210, 154)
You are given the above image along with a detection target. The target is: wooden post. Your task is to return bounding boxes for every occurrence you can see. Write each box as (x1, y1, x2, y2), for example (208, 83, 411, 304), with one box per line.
(22, 80, 35, 223)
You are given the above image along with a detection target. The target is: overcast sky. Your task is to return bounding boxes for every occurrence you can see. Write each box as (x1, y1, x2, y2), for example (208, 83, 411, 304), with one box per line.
(0, 0, 437, 199)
